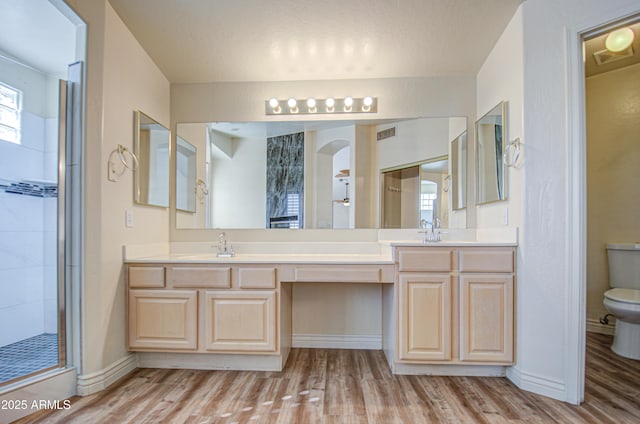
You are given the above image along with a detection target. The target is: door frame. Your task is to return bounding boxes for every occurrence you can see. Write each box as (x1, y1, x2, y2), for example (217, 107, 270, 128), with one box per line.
(565, 8, 640, 404)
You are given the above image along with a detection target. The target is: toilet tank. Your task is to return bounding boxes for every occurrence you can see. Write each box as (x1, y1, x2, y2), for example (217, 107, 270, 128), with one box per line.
(607, 243, 640, 289)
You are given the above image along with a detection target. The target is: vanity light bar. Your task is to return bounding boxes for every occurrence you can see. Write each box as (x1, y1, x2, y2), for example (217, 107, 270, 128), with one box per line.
(265, 96, 377, 115)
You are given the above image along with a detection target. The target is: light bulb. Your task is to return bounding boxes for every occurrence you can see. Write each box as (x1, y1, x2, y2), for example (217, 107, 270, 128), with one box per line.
(269, 98, 279, 108)
(363, 97, 373, 106)
(307, 98, 316, 108)
(344, 97, 354, 107)
(605, 27, 635, 52)
(325, 97, 335, 108)
(287, 98, 297, 108)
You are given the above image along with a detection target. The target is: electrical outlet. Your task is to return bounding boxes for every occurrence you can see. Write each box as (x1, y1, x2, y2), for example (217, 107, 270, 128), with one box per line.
(125, 209, 134, 228)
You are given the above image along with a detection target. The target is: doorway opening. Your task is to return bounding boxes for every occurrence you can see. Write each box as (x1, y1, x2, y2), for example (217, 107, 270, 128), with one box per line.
(581, 12, 640, 396)
(0, 0, 83, 387)
(583, 16, 640, 336)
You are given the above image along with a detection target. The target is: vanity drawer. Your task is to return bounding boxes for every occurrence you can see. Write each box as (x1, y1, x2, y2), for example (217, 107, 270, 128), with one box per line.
(128, 266, 165, 288)
(238, 267, 277, 289)
(293, 265, 388, 283)
(459, 249, 514, 273)
(397, 248, 453, 272)
(167, 266, 231, 288)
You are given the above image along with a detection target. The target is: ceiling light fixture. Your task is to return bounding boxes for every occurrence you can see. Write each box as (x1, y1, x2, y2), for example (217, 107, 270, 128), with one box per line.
(265, 96, 377, 115)
(605, 27, 635, 52)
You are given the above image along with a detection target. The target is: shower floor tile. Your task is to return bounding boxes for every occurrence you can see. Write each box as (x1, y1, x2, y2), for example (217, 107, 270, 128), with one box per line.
(0, 333, 58, 384)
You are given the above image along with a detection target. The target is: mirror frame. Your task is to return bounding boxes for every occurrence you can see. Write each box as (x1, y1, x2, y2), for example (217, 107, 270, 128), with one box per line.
(475, 101, 507, 205)
(134, 110, 171, 208)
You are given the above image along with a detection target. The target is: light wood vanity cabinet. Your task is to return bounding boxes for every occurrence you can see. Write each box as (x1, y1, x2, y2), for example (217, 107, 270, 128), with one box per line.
(128, 289, 198, 350)
(204, 290, 276, 352)
(395, 246, 515, 365)
(127, 264, 279, 354)
(459, 273, 513, 362)
(398, 272, 452, 361)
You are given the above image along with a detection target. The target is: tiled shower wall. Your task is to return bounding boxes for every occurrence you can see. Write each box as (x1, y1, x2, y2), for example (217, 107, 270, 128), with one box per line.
(0, 112, 58, 346)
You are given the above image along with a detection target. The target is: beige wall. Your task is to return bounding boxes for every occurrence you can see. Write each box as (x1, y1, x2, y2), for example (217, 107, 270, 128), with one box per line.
(292, 283, 382, 337)
(475, 8, 523, 230)
(586, 63, 640, 324)
(64, 0, 171, 375)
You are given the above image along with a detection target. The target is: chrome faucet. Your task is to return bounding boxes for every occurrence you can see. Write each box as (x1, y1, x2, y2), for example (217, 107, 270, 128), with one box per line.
(419, 218, 441, 243)
(216, 232, 235, 258)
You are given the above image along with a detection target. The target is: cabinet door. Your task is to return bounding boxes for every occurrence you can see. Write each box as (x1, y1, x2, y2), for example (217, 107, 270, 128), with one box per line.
(204, 290, 277, 352)
(128, 289, 198, 350)
(398, 273, 452, 361)
(459, 274, 514, 363)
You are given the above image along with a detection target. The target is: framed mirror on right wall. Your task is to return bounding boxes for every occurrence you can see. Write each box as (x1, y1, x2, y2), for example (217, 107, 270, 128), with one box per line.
(476, 101, 507, 204)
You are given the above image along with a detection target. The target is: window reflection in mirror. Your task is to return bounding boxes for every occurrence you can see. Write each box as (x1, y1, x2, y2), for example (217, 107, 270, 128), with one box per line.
(176, 136, 197, 212)
(175, 116, 466, 230)
(476, 102, 507, 204)
(134, 111, 169, 207)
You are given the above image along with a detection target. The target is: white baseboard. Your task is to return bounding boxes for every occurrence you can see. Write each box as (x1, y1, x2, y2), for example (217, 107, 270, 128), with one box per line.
(76, 353, 138, 396)
(292, 333, 382, 350)
(586, 318, 615, 336)
(506, 365, 566, 401)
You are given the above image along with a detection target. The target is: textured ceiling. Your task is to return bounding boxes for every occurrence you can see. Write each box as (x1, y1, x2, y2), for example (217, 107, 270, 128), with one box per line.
(109, 0, 523, 83)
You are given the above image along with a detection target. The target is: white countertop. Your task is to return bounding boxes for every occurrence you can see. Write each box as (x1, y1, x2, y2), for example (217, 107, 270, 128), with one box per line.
(124, 239, 517, 264)
(125, 253, 394, 265)
(385, 241, 518, 247)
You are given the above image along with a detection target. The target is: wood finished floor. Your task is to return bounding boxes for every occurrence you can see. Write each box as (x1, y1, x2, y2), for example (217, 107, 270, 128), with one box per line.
(12, 333, 640, 423)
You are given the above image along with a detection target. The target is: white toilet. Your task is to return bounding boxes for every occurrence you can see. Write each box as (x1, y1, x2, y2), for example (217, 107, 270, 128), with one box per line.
(603, 243, 640, 360)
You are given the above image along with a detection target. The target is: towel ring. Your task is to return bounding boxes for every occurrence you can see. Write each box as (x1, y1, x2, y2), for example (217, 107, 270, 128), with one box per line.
(504, 138, 521, 167)
(116, 144, 139, 171)
(107, 144, 139, 182)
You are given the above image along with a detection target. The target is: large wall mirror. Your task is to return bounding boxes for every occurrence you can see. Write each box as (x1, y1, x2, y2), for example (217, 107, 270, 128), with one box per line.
(134, 111, 170, 207)
(476, 102, 507, 204)
(175, 116, 466, 230)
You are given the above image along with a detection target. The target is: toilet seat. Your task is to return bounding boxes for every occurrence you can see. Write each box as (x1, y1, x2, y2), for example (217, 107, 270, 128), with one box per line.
(604, 288, 640, 304)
